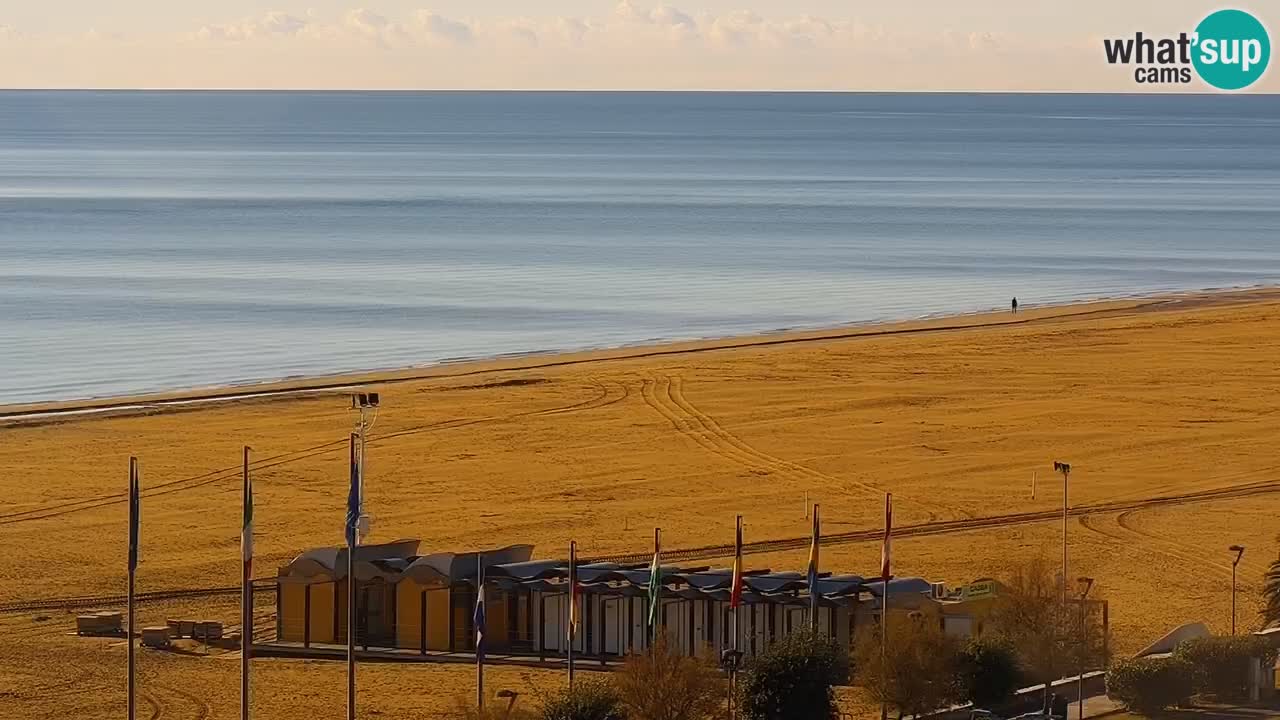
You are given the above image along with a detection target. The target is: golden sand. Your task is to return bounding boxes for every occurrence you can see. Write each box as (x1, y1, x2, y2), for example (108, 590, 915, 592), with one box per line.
(3, 289, 1280, 718)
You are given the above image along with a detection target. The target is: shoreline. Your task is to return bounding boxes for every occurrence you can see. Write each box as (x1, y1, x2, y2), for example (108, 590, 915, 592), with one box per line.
(6, 284, 1278, 423)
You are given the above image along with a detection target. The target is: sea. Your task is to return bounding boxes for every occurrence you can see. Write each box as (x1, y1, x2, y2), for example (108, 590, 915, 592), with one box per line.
(2, 91, 1279, 406)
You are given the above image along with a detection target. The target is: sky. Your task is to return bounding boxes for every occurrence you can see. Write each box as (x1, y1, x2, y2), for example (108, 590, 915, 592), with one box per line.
(0, 0, 1276, 90)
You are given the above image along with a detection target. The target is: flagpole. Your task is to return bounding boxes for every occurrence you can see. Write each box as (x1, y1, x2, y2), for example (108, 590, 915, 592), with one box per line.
(476, 554, 485, 711)
(731, 515, 743, 720)
(127, 457, 139, 720)
(568, 540, 577, 689)
(810, 504, 820, 632)
(652, 528, 661, 650)
(241, 446, 252, 720)
(346, 433, 358, 720)
(880, 493, 892, 720)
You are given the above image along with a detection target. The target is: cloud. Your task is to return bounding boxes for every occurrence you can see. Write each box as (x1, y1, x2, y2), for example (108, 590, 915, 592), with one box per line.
(195, 10, 309, 42)
(707, 10, 762, 47)
(343, 8, 390, 39)
(967, 31, 1000, 50)
(551, 17, 588, 46)
(413, 10, 474, 45)
(651, 5, 696, 32)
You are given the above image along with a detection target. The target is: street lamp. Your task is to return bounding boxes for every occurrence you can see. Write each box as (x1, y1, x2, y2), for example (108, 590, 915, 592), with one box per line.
(350, 392, 380, 538)
(1230, 545, 1246, 635)
(1054, 462, 1072, 603)
(1077, 577, 1094, 720)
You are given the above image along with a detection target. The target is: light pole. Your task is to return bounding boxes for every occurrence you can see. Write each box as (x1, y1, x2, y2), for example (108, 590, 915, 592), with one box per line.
(1230, 545, 1246, 635)
(347, 392, 379, 720)
(1077, 577, 1094, 720)
(1054, 461, 1072, 604)
(351, 392, 380, 532)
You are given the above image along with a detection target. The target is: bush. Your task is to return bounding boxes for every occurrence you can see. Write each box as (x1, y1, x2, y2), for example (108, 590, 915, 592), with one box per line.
(540, 679, 626, 720)
(613, 636, 724, 720)
(853, 616, 960, 718)
(1173, 635, 1278, 701)
(955, 638, 1022, 708)
(1105, 656, 1196, 712)
(740, 628, 849, 720)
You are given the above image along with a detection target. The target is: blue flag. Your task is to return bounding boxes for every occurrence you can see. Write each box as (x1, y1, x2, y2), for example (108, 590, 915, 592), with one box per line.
(473, 579, 486, 661)
(345, 436, 361, 546)
(128, 460, 140, 572)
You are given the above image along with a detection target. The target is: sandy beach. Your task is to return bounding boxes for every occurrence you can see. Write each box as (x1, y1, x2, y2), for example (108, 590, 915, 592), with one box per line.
(3, 288, 1280, 718)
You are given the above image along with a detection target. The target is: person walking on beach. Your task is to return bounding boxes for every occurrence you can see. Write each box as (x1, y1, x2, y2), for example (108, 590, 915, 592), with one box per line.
(1011, 297, 1019, 314)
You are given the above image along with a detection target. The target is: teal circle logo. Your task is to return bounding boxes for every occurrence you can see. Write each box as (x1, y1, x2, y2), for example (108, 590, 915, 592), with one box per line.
(1192, 9, 1270, 90)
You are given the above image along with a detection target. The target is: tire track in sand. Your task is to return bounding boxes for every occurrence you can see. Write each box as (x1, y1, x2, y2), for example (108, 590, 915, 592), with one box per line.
(158, 682, 213, 720)
(142, 690, 164, 720)
(1, 377, 627, 527)
(642, 374, 952, 521)
(1077, 514, 1213, 584)
(1116, 508, 1262, 581)
(538, 378, 629, 416)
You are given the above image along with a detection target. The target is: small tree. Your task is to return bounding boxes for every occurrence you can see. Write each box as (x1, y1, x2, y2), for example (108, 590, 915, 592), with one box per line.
(1105, 656, 1196, 712)
(954, 637, 1021, 708)
(739, 628, 848, 720)
(540, 679, 626, 720)
(1173, 635, 1278, 702)
(988, 557, 1107, 708)
(853, 614, 960, 719)
(613, 636, 723, 720)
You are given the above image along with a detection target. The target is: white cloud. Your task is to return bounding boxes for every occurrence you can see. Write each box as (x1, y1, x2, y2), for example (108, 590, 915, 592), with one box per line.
(707, 10, 763, 47)
(195, 10, 310, 42)
(413, 10, 474, 46)
(553, 17, 589, 46)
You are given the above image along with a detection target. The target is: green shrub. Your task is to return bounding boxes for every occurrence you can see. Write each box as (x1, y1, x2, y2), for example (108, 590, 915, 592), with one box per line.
(739, 628, 849, 720)
(1105, 656, 1196, 712)
(955, 638, 1022, 708)
(1173, 635, 1277, 701)
(540, 679, 626, 720)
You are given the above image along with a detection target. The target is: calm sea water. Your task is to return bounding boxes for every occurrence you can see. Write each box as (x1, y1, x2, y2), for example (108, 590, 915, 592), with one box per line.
(3, 91, 1279, 405)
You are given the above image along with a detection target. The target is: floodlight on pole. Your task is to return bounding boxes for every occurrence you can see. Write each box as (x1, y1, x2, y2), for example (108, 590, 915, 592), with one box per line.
(1230, 545, 1245, 635)
(350, 392, 380, 539)
(1077, 576, 1094, 720)
(1054, 461, 1072, 604)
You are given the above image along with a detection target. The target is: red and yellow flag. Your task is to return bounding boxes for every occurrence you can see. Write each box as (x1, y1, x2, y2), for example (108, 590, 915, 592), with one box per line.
(729, 516, 744, 608)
